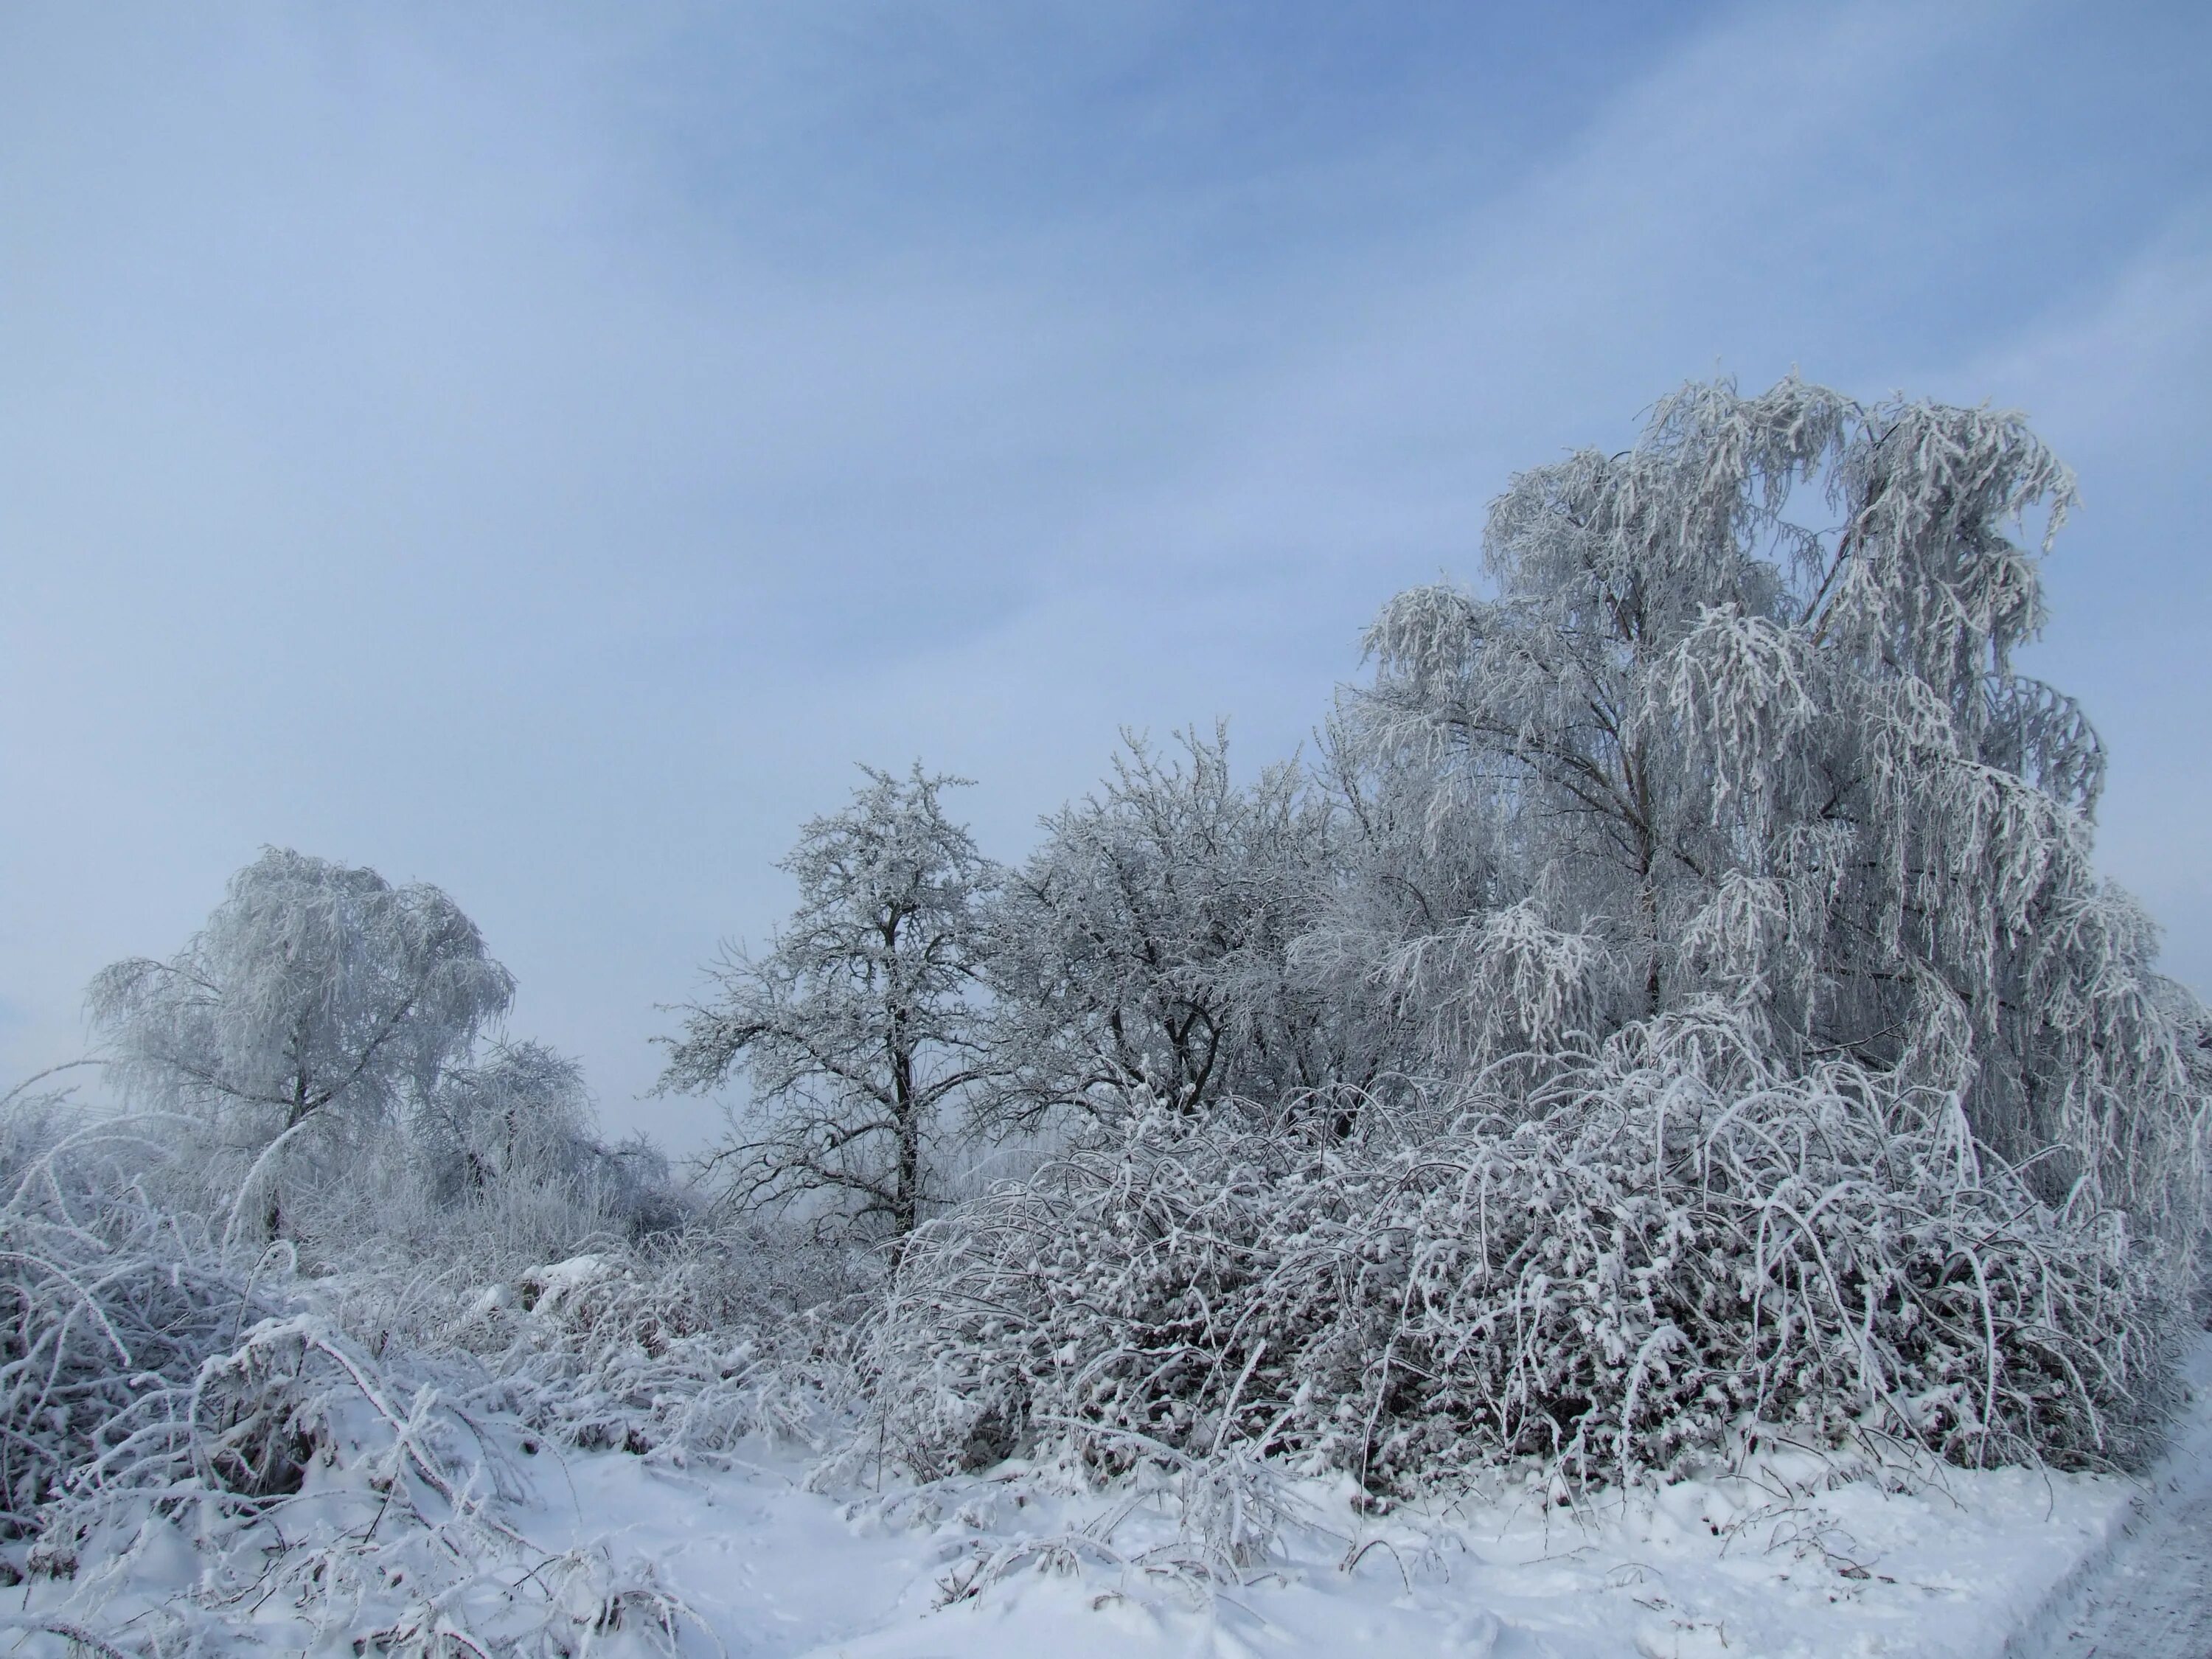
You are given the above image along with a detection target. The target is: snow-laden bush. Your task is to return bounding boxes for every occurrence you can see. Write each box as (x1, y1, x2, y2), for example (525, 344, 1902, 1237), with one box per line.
(286, 1113, 690, 1287)
(397, 1226, 869, 1466)
(0, 1088, 701, 1654)
(863, 1008, 2176, 1499)
(0, 1096, 259, 1542)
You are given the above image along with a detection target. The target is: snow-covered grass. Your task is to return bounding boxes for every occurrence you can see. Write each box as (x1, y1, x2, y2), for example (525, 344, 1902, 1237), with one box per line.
(324, 1224, 868, 1469)
(0, 1096, 717, 1655)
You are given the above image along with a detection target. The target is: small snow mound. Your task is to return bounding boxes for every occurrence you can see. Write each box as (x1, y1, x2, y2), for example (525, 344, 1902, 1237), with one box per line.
(521, 1253, 613, 1313)
(1635, 1616, 1731, 1659)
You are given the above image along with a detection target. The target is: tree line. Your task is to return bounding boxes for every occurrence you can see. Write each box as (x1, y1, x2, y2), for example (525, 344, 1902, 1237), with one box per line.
(82, 378, 2208, 1392)
(657, 378, 2208, 1264)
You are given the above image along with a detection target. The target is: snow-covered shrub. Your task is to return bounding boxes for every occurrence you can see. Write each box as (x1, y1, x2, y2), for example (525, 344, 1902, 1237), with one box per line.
(295, 1117, 689, 1284)
(259, 1203, 872, 1478)
(411, 1042, 691, 1244)
(345, 1222, 872, 1468)
(0, 1099, 260, 1541)
(0, 1088, 703, 1653)
(864, 1008, 2174, 1498)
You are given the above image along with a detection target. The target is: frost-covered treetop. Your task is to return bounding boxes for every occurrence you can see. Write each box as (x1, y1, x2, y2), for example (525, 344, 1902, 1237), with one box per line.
(981, 727, 1363, 1127)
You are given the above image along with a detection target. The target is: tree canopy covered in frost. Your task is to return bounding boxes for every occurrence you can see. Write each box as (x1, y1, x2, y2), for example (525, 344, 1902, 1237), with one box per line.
(88, 848, 516, 1237)
(657, 765, 997, 1237)
(412, 1039, 594, 1202)
(83, 848, 681, 1262)
(980, 728, 1384, 1133)
(1342, 378, 2206, 1223)
(90, 849, 514, 1135)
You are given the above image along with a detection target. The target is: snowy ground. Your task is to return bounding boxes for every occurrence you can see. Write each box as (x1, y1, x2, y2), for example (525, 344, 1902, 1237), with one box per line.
(513, 1423, 2147, 1659)
(11, 1349, 2197, 1658)
(2005, 1337, 2212, 1659)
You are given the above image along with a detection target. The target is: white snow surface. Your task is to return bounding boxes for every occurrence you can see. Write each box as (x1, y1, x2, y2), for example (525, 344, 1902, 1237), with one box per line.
(509, 1428, 2139, 1659)
(521, 1251, 616, 1311)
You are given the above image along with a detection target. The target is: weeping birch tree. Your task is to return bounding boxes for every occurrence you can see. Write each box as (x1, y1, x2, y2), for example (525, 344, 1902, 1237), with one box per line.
(1346, 376, 2207, 1222)
(87, 847, 516, 1238)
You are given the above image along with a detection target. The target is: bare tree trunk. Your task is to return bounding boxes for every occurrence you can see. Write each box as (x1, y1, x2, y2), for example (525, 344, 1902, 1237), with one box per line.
(892, 1044, 920, 1237)
(268, 1069, 314, 1240)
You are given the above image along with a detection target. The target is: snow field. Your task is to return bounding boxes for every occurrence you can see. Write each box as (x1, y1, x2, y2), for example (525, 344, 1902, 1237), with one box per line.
(512, 1413, 2137, 1659)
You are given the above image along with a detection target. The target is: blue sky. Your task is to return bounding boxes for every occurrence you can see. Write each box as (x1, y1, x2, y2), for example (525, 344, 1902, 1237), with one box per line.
(4, 1, 2208, 1148)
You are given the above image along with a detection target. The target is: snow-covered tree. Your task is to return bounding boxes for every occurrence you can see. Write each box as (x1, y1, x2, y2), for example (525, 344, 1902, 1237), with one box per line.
(414, 1040, 591, 1199)
(980, 728, 1382, 1130)
(657, 766, 997, 1239)
(1343, 377, 2205, 1221)
(88, 847, 515, 1237)
(403, 1040, 685, 1248)
(1294, 705, 1506, 1085)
